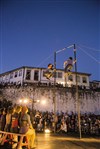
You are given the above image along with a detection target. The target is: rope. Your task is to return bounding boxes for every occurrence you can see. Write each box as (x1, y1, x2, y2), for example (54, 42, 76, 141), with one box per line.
(37, 53, 53, 67)
(37, 45, 70, 67)
(77, 46, 100, 64)
(0, 3, 3, 74)
(78, 44, 100, 52)
(37, 44, 100, 67)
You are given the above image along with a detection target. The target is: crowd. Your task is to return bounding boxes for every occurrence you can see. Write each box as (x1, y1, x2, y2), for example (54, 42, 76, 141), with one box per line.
(0, 105, 36, 149)
(32, 110, 100, 135)
(0, 106, 100, 148)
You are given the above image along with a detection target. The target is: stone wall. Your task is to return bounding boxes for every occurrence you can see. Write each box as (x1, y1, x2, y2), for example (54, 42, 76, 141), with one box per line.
(1, 85, 100, 114)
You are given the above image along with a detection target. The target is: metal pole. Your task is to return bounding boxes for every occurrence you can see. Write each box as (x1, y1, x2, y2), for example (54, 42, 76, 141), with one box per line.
(73, 44, 82, 139)
(53, 51, 56, 133)
(32, 99, 34, 113)
(54, 51, 56, 85)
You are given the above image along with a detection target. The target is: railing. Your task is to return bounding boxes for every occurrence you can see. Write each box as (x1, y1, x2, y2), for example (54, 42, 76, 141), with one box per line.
(0, 130, 30, 149)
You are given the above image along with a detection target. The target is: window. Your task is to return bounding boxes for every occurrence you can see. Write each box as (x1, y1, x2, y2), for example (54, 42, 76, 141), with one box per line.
(26, 70, 31, 80)
(14, 71, 18, 78)
(82, 77, 87, 83)
(5, 75, 9, 80)
(0, 77, 3, 82)
(68, 75, 73, 81)
(3, 76, 5, 81)
(43, 71, 46, 77)
(19, 70, 22, 76)
(57, 72, 62, 78)
(34, 70, 39, 81)
(77, 76, 80, 82)
(10, 73, 13, 79)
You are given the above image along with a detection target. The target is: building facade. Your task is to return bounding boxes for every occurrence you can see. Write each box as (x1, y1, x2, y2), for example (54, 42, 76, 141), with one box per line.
(0, 66, 100, 114)
(0, 66, 91, 88)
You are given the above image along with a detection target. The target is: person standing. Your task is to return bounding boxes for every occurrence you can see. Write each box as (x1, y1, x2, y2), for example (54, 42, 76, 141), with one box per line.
(4, 108, 12, 132)
(19, 106, 36, 149)
(0, 109, 6, 131)
(10, 106, 22, 148)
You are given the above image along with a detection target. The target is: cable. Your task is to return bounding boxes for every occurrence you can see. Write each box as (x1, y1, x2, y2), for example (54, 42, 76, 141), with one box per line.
(77, 46, 100, 64)
(37, 44, 100, 68)
(78, 44, 100, 52)
(0, 1, 3, 74)
(37, 45, 69, 67)
(37, 53, 53, 67)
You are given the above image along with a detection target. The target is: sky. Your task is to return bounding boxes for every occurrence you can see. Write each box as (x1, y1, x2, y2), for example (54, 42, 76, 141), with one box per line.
(0, 0, 100, 81)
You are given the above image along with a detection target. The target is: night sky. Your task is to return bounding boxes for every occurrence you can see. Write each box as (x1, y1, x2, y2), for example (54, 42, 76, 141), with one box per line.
(0, 0, 100, 81)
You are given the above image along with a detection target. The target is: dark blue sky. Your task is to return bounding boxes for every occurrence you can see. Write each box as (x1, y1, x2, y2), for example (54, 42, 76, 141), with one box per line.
(0, 0, 100, 80)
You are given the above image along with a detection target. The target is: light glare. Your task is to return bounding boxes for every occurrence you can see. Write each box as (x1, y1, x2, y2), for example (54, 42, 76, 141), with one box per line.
(45, 129, 50, 133)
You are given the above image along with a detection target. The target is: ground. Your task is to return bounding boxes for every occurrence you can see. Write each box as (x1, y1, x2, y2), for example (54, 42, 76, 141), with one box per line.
(35, 133, 100, 149)
(0, 133, 100, 149)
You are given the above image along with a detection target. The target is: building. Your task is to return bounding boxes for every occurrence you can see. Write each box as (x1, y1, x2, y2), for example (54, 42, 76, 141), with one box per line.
(0, 66, 91, 88)
(0, 66, 100, 114)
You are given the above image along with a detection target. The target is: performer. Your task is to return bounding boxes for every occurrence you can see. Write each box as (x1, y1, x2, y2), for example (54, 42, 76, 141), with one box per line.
(63, 57, 76, 75)
(44, 63, 54, 79)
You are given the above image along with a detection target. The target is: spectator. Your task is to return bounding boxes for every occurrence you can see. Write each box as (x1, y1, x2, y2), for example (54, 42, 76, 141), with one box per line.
(4, 108, 12, 132)
(19, 106, 36, 149)
(0, 109, 6, 131)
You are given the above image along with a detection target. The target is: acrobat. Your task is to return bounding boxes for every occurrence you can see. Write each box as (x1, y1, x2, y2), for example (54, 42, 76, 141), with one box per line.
(63, 57, 76, 76)
(44, 63, 54, 79)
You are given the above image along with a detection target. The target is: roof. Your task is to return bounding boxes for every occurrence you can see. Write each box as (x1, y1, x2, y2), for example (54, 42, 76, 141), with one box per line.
(0, 66, 91, 76)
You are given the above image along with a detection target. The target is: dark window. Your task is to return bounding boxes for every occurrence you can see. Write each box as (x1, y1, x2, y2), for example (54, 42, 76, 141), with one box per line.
(43, 71, 46, 77)
(82, 77, 87, 83)
(10, 73, 13, 79)
(26, 70, 31, 80)
(58, 72, 62, 78)
(14, 72, 18, 78)
(77, 76, 80, 82)
(68, 75, 73, 81)
(19, 70, 22, 76)
(34, 70, 39, 81)
(53, 71, 56, 78)
(5, 75, 9, 80)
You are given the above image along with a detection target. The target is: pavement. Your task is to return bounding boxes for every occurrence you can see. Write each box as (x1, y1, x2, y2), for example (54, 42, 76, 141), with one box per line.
(0, 132, 100, 149)
(35, 132, 100, 149)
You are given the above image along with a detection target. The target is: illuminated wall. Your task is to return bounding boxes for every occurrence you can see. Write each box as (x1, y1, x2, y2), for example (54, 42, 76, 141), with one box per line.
(1, 86, 100, 114)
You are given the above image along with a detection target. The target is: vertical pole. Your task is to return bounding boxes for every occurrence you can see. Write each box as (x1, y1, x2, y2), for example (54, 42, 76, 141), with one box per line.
(32, 99, 34, 113)
(31, 90, 35, 127)
(73, 44, 82, 139)
(54, 51, 56, 85)
(64, 71, 67, 87)
(22, 67, 25, 86)
(53, 51, 56, 133)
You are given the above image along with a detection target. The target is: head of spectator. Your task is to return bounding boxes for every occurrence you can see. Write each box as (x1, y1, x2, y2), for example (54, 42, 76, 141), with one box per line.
(21, 106, 28, 114)
(15, 105, 22, 114)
